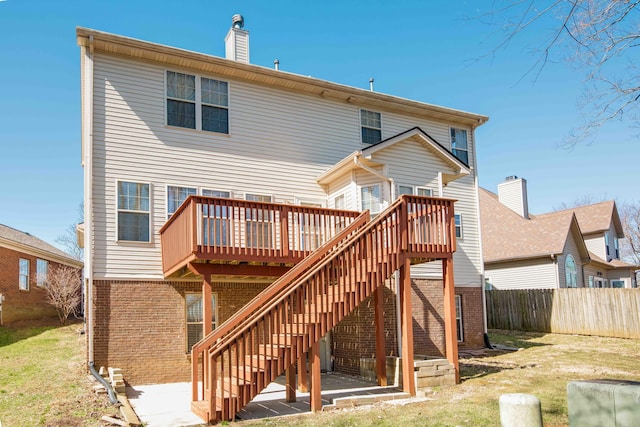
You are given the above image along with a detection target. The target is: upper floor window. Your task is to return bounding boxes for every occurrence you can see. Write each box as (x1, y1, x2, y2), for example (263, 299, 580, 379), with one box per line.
(167, 186, 197, 219)
(19, 258, 29, 290)
(117, 181, 150, 242)
(361, 110, 381, 144)
(605, 232, 610, 256)
(166, 71, 229, 134)
(361, 185, 381, 214)
(614, 237, 619, 259)
(565, 254, 578, 288)
(450, 127, 469, 165)
(454, 214, 463, 239)
(36, 259, 48, 288)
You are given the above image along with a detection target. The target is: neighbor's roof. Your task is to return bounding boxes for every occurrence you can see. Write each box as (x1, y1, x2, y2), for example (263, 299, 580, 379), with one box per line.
(557, 200, 623, 237)
(0, 224, 83, 268)
(479, 189, 589, 264)
(76, 27, 489, 128)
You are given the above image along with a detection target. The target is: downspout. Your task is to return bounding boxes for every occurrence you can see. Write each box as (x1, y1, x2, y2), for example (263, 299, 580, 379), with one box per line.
(89, 362, 119, 405)
(353, 154, 403, 356)
(83, 34, 98, 374)
(473, 175, 491, 347)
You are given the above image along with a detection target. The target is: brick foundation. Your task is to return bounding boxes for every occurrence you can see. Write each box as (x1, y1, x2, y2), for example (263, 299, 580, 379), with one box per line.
(91, 277, 484, 385)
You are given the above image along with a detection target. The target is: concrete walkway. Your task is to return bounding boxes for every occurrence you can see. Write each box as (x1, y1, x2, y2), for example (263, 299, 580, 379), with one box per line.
(127, 373, 405, 426)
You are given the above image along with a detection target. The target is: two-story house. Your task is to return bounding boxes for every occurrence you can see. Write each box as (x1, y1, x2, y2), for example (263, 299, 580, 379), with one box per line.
(77, 16, 488, 422)
(480, 177, 637, 289)
(0, 224, 83, 324)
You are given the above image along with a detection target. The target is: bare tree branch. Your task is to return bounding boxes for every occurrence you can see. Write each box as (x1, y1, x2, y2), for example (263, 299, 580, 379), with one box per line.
(45, 265, 82, 325)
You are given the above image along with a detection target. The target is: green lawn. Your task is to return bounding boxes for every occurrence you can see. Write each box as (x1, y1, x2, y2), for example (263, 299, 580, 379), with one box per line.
(1, 322, 638, 426)
(0, 320, 117, 427)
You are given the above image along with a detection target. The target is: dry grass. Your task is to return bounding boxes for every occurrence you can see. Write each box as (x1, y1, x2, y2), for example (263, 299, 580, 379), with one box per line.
(237, 330, 640, 427)
(0, 319, 118, 427)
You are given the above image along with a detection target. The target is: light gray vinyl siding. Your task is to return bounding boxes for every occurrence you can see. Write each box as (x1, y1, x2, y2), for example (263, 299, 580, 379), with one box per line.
(369, 141, 481, 287)
(91, 54, 480, 279)
(486, 258, 558, 289)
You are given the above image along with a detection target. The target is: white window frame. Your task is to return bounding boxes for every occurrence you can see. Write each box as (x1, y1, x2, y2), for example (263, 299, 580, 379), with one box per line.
(454, 214, 463, 239)
(165, 70, 230, 134)
(116, 180, 151, 243)
(185, 292, 218, 352)
(614, 237, 619, 259)
(360, 109, 382, 144)
(361, 184, 382, 214)
(450, 127, 469, 165)
(245, 193, 274, 249)
(416, 187, 433, 197)
(398, 185, 414, 197)
(19, 258, 29, 291)
(36, 259, 48, 288)
(455, 295, 463, 342)
(200, 189, 232, 247)
(333, 193, 346, 210)
(167, 185, 197, 219)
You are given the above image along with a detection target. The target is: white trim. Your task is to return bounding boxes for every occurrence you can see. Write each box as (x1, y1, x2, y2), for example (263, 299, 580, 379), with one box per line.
(115, 179, 152, 243)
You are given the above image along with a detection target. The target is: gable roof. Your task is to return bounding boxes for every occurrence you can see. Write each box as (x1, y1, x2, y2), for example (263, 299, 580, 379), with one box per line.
(556, 200, 623, 237)
(76, 27, 488, 128)
(479, 188, 590, 264)
(317, 127, 471, 186)
(0, 224, 83, 268)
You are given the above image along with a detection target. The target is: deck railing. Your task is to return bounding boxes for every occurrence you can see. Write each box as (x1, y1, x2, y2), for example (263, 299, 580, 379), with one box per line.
(159, 196, 361, 276)
(190, 195, 456, 422)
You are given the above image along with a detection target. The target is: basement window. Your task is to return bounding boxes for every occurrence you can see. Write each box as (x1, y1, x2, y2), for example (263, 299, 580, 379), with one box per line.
(455, 295, 463, 342)
(186, 292, 217, 352)
(361, 109, 381, 144)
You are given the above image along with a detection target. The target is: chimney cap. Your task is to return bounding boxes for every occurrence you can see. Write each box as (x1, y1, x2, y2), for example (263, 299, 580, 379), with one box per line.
(505, 175, 518, 181)
(232, 14, 244, 29)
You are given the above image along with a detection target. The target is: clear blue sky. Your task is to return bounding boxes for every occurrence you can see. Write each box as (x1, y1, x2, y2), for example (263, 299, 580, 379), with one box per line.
(0, 1, 637, 250)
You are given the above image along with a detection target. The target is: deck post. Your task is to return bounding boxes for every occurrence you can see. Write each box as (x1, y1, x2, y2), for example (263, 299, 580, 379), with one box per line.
(285, 364, 296, 402)
(400, 256, 416, 395)
(203, 273, 213, 336)
(309, 329, 322, 412)
(442, 256, 459, 383)
(297, 355, 308, 392)
(374, 284, 387, 386)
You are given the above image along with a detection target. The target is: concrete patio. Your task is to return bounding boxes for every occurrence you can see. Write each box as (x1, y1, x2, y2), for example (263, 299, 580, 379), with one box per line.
(127, 372, 410, 426)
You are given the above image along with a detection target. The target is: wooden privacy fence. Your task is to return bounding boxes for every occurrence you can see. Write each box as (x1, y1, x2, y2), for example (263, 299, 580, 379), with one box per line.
(486, 289, 640, 339)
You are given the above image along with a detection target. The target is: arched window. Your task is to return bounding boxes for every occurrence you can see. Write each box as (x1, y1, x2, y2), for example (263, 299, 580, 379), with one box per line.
(565, 254, 578, 288)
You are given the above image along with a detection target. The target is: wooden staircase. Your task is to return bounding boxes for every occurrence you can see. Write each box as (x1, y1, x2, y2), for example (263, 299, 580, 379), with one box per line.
(190, 195, 456, 423)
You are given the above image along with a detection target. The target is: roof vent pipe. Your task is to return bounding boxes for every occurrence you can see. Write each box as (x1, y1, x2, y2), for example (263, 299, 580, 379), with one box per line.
(274, 59, 280, 70)
(369, 77, 374, 91)
(232, 14, 244, 29)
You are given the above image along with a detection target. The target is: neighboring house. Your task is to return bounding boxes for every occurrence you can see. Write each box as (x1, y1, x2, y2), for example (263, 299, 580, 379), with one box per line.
(480, 177, 637, 290)
(0, 224, 83, 325)
(77, 16, 488, 421)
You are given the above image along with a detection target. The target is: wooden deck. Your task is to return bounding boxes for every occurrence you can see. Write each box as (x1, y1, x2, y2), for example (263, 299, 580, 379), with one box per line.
(159, 196, 361, 278)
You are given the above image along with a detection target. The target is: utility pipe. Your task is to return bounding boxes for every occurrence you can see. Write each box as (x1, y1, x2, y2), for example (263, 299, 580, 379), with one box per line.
(88, 362, 119, 405)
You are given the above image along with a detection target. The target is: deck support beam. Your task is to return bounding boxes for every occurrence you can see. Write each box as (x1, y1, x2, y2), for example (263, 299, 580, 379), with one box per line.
(399, 256, 416, 395)
(442, 256, 459, 383)
(309, 330, 322, 412)
(297, 355, 308, 392)
(285, 364, 296, 402)
(374, 284, 387, 386)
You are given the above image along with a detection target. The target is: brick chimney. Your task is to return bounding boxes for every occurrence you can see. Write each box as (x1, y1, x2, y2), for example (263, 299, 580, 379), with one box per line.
(497, 176, 529, 219)
(225, 14, 249, 64)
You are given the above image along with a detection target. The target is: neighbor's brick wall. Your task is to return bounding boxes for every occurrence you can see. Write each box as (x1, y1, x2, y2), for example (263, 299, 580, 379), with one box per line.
(332, 279, 485, 376)
(92, 280, 267, 385)
(0, 246, 66, 324)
